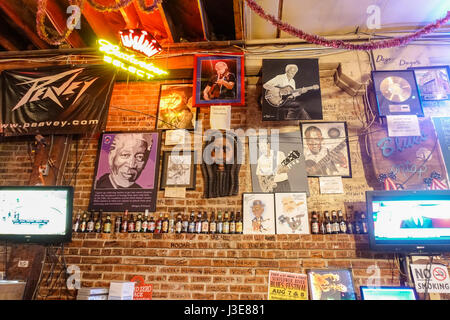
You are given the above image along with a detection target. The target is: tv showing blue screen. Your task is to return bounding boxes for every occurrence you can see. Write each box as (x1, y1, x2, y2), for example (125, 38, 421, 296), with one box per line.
(360, 286, 418, 300)
(0, 186, 73, 243)
(366, 190, 450, 253)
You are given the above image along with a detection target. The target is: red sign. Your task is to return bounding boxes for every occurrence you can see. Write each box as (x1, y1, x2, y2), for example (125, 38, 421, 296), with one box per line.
(130, 276, 153, 300)
(119, 29, 162, 58)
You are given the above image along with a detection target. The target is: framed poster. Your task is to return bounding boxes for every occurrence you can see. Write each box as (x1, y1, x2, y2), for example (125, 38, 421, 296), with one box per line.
(307, 269, 357, 300)
(250, 130, 309, 194)
(409, 65, 450, 101)
(192, 53, 245, 107)
(274, 192, 309, 234)
(159, 151, 196, 190)
(156, 83, 199, 130)
(242, 193, 276, 235)
(371, 70, 423, 117)
(261, 58, 322, 121)
(300, 122, 352, 177)
(88, 131, 161, 212)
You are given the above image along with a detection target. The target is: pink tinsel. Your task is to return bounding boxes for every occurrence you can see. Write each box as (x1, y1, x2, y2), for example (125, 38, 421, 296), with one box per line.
(245, 0, 450, 51)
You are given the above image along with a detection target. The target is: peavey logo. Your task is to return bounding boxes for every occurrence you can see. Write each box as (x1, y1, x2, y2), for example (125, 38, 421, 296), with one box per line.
(12, 68, 98, 111)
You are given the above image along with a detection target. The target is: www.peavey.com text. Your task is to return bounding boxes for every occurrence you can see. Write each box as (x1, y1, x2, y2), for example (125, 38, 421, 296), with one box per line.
(2, 119, 99, 129)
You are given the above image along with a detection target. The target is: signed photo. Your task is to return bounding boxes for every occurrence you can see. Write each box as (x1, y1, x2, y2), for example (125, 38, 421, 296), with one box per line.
(307, 269, 356, 300)
(275, 192, 309, 234)
(242, 193, 276, 235)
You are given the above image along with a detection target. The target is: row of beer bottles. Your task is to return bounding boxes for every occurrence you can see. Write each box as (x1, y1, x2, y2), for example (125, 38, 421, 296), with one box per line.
(73, 209, 244, 234)
(310, 210, 368, 235)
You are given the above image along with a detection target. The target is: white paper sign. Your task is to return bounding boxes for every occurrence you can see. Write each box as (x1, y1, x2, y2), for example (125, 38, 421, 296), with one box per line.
(319, 176, 344, 194)
(210, 105, 231, 130)
(165, 129, 186, 146)
(410, 264, 450, 293)
(386, 115, 421, 137)
(164, 187, 186, 198)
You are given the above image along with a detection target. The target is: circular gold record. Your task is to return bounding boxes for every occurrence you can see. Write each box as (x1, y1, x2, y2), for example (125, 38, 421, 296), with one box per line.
(379, 76, 412, 102)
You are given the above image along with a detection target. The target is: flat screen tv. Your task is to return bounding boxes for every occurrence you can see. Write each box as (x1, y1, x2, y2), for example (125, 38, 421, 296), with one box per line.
(0, 186, 73, 244)
(366, 190, 450, 253)
(360, 286, 418, 300)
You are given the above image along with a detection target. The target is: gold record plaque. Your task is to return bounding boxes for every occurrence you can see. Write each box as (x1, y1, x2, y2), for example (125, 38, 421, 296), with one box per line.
(372, 70, 423, 117)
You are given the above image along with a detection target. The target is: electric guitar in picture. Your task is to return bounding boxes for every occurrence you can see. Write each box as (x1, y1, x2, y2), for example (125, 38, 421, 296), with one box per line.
(265, 84, 319, 107)
(305, 140, 348, 176)
(258, 150, 301, 192)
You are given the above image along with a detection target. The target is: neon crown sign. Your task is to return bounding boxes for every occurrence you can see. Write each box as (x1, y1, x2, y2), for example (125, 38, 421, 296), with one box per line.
(119, 29, 162, 58)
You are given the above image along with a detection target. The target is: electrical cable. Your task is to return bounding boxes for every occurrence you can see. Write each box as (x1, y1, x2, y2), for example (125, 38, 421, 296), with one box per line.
(423, 255, 434, 300)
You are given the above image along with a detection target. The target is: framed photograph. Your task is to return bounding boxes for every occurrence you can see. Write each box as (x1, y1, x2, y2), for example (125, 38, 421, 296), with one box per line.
(261, 58, 322, 121)
(250, 130, 309, 194)
(242, 193, 276, 234)
(274, 192, 309, 234)
(300, 122, 352, 177)
(159, 151, 196, 190)
(192, 53, 245, 107)
(88, 131, 161, 212)
(156, 83, 199, 130)
(371, 70, 423, 116)
(409, 65, 450, 101)
(307, 269, 357, 300)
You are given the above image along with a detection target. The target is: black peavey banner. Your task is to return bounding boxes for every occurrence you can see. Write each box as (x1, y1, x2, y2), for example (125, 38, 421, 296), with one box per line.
(0, 64, 116, 136)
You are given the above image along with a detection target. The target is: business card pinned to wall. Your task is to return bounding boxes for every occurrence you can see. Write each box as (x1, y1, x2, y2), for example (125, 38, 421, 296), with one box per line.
(386, 115, 421, 137)
(164, 187, 186, 198)
(210, 105, 231, 130)
(319, 176, 344, 194)
(165, 129, 186, 146)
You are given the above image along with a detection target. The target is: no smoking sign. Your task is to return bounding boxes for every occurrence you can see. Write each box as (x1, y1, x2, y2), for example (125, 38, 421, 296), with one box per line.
(410, 264, 450, 293)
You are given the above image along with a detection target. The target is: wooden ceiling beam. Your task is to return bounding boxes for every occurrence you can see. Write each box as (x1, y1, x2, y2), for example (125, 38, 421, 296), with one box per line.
(0, 33, 19, 51)
(118, 1, 141, 29)
(132, 2, 174, 43)
(82, 1, 119, 42)
(44, 0, 86, 48)
(0, 0, 50, 49)
(233, 0, 243, 40)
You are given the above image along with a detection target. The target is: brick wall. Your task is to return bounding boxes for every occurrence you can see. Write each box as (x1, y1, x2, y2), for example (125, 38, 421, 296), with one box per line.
(1, 77, 449, 300)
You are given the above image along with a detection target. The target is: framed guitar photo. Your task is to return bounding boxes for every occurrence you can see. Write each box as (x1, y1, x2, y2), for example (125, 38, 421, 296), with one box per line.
(261, 58, 322, 121)
(300, 122, 352, 178)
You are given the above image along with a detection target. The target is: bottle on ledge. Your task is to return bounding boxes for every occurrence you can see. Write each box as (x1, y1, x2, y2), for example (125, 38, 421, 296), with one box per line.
(223, 211, 230, 234)
(142, 210, 149, 233)
(148, 213, 156, 233)
(331, 210, 339, 234)
(195, 211, 202, 234)
(169, 212, 175, 234)
(354, 211, 362, 234)
(161, 213, 169, 233)
(128, 214, 136, 233)
(155, 213, 163, 234)
(72, 210, 81, 233)
(115, 215, 122, 233)
(80, 211, 88, 233)
(338, 210, 347, 234)
(94, 210, 103, 233)
(121, 210, 128, 233)
(209, 211, 216, 234)
(103, 214, 112, 234)
(135, 213, 143, 233)
(346, 212, 354, 234)
(175, 213, 183, 234)
(236, 212, 243, 234)
(229, 211, 236, 234)
(188, 211, 196, 234)
(319, 212, 326, 235)
(201, 211, 209, 234)
(86, 210, 95, 233)
(182, 213, 189, 233)
(324, 211, 332, 234)
(310, 211, 319, 235)
(360, 211, 368, 234)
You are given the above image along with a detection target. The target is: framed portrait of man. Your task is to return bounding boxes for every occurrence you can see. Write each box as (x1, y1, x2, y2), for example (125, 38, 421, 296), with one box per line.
(159, 151, 196, 190)
(192, 53, 245, 107)
(242, 193, 276, 235)
(274, 192, 309, 234)
(88, 131, 161, 212)
(262, 58, 322, 121)
(156, 84, 199, 130)
(300, 122, 352, 177)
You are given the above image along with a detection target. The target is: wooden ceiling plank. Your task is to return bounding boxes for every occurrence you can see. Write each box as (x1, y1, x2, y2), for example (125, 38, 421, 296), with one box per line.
(0, 0, 51, 49)
(233, 0, 243, 40)
(155, 3, 175, 43)
(44, 0, 86, 48)
(82, 1, 119, 42)
(118, 1, 141, 29)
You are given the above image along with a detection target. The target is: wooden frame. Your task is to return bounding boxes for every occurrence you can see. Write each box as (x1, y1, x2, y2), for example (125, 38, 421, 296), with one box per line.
(159, 150, 196, 190)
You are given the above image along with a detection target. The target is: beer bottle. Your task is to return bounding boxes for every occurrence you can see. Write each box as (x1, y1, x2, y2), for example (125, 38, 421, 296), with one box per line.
(182, 213, 189, 233)
(87, 210, 95, 233)
(188, 211, 196, 233)
(94, 210, 103, 233)
(115, 215, 122, 233)
(128, 214, 136, 233)
(103, 214, 112, 233)
(346, 213, 354, 234)
(80, 212, 88, 233)
(235, 212, 243, 234)
(72, 210, 81, 232)
(319, 212, 326, 234)
(354, 211, 362, 234)
(310, 211, 319, 235)
(142, 210, 149, 233)
(148, 213, 156, 233)
(338, 210, 347, 234)
(360, 211, 368, 234)
(223, 212, 230, 234)
(155, 213, 163, 234)
(135, 213, 143, 233)
(161, 213, 169, 233)
(201, 211, 209, 234)
(324, 211, 332, 234)
(168, 212, 175, 234)
(121, 210, 129, 233)
(209, 211, 216, 234)
(229, 211, 236, 234)
(175, 213, 183, 234)
(331, 210, 339, 234)
(216, 211, 223, 234)
(195, 212, 202, 234)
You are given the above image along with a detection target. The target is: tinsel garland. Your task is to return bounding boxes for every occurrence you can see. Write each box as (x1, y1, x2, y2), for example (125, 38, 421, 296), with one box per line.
(36, 0, 84, 46)
(245, 0, 450, 51)
(86, 0, 162, 13)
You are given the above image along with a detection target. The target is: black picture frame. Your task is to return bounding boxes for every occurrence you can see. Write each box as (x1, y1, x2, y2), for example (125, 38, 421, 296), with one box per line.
(408, 65, 450, 101)
(307, 268, 357, 300)
(159, 150, 196, 190)
(300, 121, 352, 178)
(371, 69, 423, 117)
